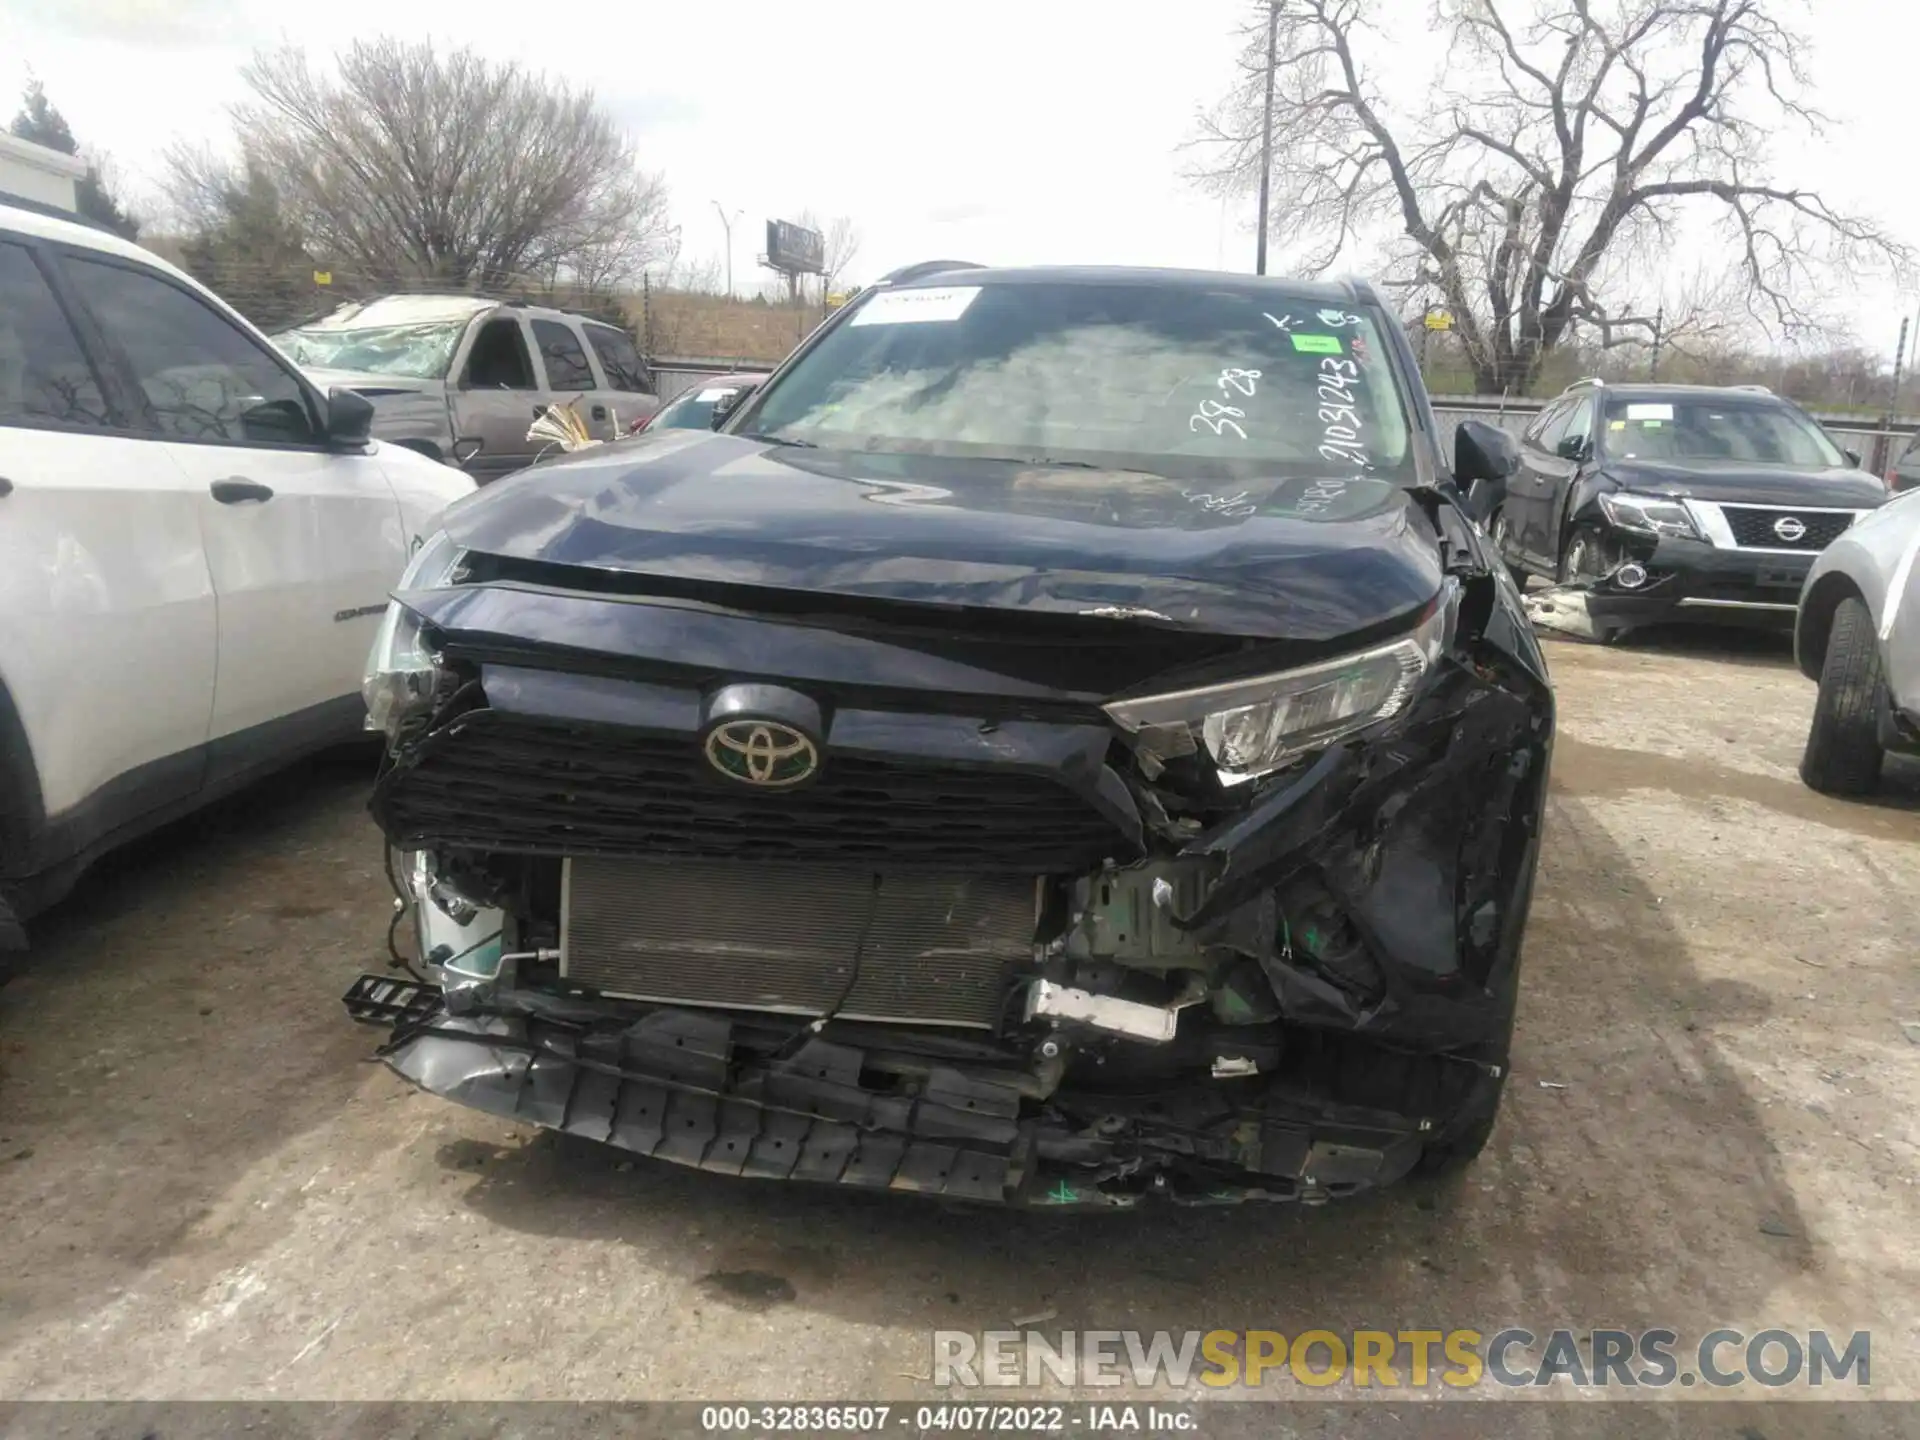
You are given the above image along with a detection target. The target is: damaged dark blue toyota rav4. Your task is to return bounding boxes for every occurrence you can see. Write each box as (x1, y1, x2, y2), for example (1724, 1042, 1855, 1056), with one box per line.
(349, 263, 1553, 1208)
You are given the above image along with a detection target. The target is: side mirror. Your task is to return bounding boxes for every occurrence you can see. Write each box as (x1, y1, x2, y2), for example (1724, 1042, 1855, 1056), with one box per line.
(1454, 419, 1520, 525)
(710, 382, 760, 430)
(1555, 433, 1590, 462)
(1843, 447, 1862, 468)
(239, 397, 319, 446)
(325, 386, 376, 448)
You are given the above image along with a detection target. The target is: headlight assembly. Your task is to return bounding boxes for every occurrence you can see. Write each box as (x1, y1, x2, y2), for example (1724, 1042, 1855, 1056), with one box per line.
(1598, 491, 1701, 540)
(1104, 582, 1457, 785)
(362, 531, 466, 739)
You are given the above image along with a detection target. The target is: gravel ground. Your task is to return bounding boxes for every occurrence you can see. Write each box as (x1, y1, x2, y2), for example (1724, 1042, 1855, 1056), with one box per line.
(1, 625, 1917, 1429)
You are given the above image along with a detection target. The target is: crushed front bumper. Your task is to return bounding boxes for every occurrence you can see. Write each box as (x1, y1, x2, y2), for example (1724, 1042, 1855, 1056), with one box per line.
(1577, 532, 1812, 629)
(350, 982, 1443, 1208)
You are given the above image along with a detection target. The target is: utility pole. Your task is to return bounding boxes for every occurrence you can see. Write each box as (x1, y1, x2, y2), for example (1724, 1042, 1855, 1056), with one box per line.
(1893, 315, 1910, 412)
(1648, 304, 1664, 381)
(712, 201, 743, 299)
(1255, 1, 1279, 275)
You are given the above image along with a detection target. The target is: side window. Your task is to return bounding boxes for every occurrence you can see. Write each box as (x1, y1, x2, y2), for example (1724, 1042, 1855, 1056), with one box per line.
(462, 317, 536, 389)
(1529, 400, 1571, 454)
(1520, 401, 1566, 451)
(0, 241, 112, 430)
(1557, 397, 1594, 456)
(583, 323, 652, 393)
(533, 320, 595, 391)
(64, 255, 316, 446)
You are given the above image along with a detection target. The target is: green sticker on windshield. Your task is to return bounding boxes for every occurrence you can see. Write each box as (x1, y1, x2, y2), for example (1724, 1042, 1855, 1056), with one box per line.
(1290, 333, 1343, 355)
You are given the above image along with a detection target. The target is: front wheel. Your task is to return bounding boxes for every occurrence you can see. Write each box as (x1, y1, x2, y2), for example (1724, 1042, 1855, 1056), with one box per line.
(1558, 524, 1619, 584)
(1801, 596, 1888, 796)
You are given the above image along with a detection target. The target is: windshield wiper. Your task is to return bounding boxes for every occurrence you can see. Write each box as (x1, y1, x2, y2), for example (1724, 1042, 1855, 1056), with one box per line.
(737, 432, 819, 449)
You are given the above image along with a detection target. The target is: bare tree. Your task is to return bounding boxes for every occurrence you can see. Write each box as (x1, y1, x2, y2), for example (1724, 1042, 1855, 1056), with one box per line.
(161, 142, 318, 329)
(231, 38, 672, 292)
(822, 215, 862, 293)
(793, 211, 863, 298)
(1194, 0, 1907, 394)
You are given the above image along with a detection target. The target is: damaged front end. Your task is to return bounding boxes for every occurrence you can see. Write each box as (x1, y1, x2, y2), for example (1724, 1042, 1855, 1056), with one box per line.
(350, 499, 1552, 1209)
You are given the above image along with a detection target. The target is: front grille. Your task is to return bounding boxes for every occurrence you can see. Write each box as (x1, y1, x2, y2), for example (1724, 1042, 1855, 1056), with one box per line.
(561, 857, 1035, 1028)
(376, 710, 1128, 870)
(1720, 506, 1856, 551)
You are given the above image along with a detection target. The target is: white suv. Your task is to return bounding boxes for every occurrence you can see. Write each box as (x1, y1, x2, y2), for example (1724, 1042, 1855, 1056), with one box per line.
(0, 200, 473, 948)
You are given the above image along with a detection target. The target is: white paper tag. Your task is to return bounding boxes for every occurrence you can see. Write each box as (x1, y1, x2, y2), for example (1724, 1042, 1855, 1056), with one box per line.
(1625, 403, 1674, 420)
(850, 286, 981, 326)
(695, 387, 737, 402)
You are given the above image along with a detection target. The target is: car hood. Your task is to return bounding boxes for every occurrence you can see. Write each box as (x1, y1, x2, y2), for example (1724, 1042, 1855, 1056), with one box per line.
(438, 432, 1447, 641)
(1596, 458, 1887, 507)
(304, 367, 444, 398)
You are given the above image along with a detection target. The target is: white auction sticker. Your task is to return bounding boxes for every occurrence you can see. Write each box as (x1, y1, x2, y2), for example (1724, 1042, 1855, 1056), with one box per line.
(1625, 402, 1674, 420)
(850, 286, 981, 326)
(695, 387, 737, 402)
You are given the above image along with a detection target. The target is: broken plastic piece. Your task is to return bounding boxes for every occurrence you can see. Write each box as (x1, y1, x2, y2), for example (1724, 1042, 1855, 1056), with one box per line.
(343, 972, 442, 1026)
(1023, 978, 1205, 1043)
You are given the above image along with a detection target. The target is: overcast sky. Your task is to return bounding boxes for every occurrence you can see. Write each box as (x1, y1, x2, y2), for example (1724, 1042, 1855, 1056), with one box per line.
(5, 0, 1914, 357)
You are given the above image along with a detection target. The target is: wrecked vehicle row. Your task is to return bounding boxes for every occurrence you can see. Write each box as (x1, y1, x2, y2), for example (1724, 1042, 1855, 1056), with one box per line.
(349, 265, 1554, 1207)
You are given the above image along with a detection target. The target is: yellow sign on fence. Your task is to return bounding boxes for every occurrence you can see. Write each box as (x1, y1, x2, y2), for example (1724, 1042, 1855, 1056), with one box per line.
(314, 270, 333, 286)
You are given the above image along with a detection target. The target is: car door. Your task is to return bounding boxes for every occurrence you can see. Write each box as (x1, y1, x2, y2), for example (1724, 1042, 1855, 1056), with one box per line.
(55, 249, 410, 783)
(582, 320, 662, 431)
(1891, 434, 1920, 494)
(530, 317, 616, 441)
(1529, 394, 1594, 565)
(0, 236, 217, 842)
(1507, 400, 1570, 571)
(448, 311, 544, 481)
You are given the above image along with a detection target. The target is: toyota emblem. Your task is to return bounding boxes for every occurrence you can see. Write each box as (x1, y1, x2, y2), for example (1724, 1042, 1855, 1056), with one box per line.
(704, 719, 819, 788)
(1773, 515, 1808, 543)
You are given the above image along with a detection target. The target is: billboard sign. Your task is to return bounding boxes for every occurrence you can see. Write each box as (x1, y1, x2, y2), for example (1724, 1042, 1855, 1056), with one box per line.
(767, 219, 825, 276)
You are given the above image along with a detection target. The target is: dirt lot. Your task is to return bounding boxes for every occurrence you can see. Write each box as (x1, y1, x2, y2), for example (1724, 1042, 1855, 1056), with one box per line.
(1, 627, 1917, 1423)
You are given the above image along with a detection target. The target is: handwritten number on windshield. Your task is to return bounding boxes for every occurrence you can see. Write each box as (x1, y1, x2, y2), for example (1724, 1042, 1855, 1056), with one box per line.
(1190, 367, 1262, 440)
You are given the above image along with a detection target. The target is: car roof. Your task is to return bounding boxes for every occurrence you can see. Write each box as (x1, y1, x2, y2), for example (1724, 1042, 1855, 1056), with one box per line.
(290, 293, 622, 331)
(291, 294, 497, 329)
(1565, 382, 1788, 403)
(0, 198, 202, 289)
(883, 262, 1376, 306)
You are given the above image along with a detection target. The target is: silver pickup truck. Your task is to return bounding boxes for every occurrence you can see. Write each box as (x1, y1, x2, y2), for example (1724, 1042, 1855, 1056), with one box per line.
(1796, 487, 1920, 794)
(274, 295, 660, 482)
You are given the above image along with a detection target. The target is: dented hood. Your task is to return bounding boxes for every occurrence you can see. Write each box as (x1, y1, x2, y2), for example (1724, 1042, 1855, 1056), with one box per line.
(438, 432, 1446, 641)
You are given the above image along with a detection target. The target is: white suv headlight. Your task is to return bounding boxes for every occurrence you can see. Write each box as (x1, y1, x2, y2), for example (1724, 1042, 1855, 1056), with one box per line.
(1104, 584, 1456, 785)
(362, 531, 466, 737)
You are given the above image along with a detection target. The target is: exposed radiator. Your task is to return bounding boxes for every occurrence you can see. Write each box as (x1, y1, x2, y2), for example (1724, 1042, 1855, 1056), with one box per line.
(560, 858, 1038, 1029)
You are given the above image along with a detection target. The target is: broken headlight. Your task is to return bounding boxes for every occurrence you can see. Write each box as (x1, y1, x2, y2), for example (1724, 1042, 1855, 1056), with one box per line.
(1104, 583, 1456, 785)
(362, 530, 465, 738)
(1598, 491, 1701, 540)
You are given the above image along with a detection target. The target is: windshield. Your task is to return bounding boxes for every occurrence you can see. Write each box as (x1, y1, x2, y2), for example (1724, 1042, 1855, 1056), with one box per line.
(272, 321, 464, 380)
(739, 280, 1414, 480)
(1600, 397, 1844, 468)
(653, 382, 747, 431)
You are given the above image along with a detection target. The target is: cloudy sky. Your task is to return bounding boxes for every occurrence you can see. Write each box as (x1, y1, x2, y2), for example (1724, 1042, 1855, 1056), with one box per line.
(5, 0, 1913, 355)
